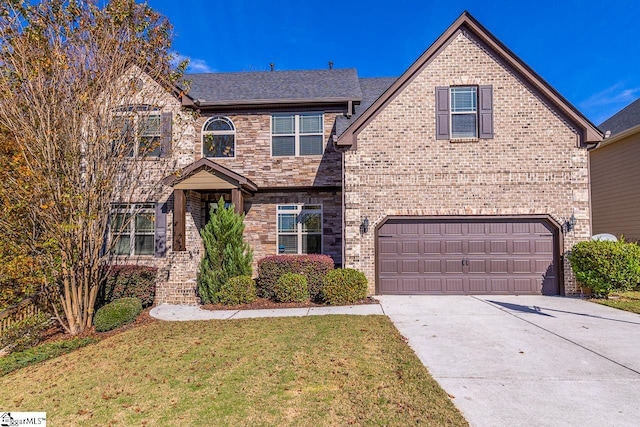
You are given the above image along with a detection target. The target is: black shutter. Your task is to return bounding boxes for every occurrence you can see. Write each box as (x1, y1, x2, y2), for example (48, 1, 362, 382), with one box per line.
(155, 202, 167, 257)
(436, 87, 450, 140)
(479, 85, 493, 139)
(160, 112, 172, 158)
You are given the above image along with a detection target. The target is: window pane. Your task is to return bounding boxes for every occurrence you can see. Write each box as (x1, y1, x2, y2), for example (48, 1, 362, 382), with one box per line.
(204, 117, 233, 132)
(272, 115, 295, 134)
(141, 115, 161, 136)
(134, 234, 154, 255)
(113, 235, 130, 255)
(278, 213, 297, 232)
(278, 205, 298, 211)
(451, 87, 477, 112)
(112, 213, 130, 231)
(302, 234, 321, 254)
(278, 235, 298, 254)
(299, 135, 323, 155)
(300, 114, 322, 133)
(135, 212, 155, 233)
(203, 134, 235, 157)
(451, 114, 477, 138)
(139, 136, 161, 157)
(272, 136, 295, 156)
(300, 212, 321, 233)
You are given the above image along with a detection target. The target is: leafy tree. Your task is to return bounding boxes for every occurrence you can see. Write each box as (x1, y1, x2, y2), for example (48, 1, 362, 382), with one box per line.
(0, 0, 185, 334)
(197, 198, 253, 304)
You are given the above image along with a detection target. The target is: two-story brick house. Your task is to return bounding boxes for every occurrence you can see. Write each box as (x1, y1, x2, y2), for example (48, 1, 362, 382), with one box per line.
(117, 12, 601, 304)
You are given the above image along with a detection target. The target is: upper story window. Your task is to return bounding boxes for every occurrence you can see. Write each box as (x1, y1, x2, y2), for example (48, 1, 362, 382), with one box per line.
(436, 85, 493, 140)
(272, 113, 324, 156)
(450, 87, 477, 138)
(202, 116, 235, 158)
(112, 105, 162, 157)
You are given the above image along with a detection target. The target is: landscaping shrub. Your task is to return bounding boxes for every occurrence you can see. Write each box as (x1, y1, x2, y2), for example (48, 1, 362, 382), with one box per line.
(568, 239, 640, 297)
(93, 297, 142, 332)
(321, 268, 369, 305)
(273, 273, 309, 303)
(99, 265, 158, 308)
(218, 276, 257, 305)
(197, 198, 253, 304)
(257, 255, 334, 301)
(0, 312, 50, 354)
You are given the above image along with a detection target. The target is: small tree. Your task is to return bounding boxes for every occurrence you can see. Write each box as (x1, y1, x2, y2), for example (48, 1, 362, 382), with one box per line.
(197, 198, 253, 303)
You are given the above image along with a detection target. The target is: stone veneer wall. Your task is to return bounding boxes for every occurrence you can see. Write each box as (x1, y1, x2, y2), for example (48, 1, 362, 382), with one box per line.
(343, 32, 591, 295)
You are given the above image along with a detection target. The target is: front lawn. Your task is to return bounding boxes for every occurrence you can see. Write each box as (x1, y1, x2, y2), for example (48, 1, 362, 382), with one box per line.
(0, 315, 466, 426)
(592, 290, 640, 314)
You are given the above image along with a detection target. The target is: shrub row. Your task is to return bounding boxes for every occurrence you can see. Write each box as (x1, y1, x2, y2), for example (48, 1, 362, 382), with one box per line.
(569, 239, 640, 297)
(257, 255, 335, 301)
(99, 265, 157, 308)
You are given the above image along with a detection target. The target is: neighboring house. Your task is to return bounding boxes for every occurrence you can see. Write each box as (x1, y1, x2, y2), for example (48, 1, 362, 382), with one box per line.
(116, 12, 601, 303)
(590, 98, 640, 242)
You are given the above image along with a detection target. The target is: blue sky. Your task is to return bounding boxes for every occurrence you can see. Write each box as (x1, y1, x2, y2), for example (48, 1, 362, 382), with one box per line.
(147, 0, 640, 125)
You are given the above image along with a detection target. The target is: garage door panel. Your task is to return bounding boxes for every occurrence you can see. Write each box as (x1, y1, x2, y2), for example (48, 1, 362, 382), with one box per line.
(424, 259, 442, 273)
(378, 218, 559, 295)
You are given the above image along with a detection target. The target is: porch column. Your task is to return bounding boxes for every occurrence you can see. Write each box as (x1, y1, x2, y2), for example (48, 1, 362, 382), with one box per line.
(232, 188, 244, 215)
(173, 189, 186, 251)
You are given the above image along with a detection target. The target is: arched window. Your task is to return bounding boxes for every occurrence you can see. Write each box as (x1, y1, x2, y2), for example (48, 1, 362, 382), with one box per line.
(202, 116, 235, 158)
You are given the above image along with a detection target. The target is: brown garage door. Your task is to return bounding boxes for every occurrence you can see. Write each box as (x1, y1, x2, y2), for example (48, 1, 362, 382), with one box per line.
(377, 218, 559, 295)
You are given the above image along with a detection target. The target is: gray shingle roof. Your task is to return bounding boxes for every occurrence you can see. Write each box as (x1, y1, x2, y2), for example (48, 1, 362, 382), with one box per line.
(599, 98, 640, 135)
(182, 68, 362, 105)
(335, 77, 397, 136)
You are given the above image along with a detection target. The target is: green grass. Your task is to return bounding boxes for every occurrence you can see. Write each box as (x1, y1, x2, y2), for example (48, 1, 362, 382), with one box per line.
(593, 290, 640, 314)
(0, 316, 466, 426)
(0, 337, 97, 376)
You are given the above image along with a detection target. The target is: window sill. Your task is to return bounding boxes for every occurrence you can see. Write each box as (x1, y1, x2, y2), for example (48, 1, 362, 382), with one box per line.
(450, 137, 479, 143)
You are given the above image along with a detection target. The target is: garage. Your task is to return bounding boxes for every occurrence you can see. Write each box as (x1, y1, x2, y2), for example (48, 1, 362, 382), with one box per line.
(377, 217, 560, 295)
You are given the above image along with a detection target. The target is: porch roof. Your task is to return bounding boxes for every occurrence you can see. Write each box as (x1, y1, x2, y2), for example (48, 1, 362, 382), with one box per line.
(162, 158, 258, 193)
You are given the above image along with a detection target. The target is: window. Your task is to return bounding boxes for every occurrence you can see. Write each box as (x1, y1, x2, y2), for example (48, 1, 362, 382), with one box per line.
(272, 113, 324, 156)
(112, 105, 162, 157)
(111, 204, 155, 256)
(450, 87, 477, 138)
(277, 204, 322, 254)
(436, 85, 493, 140)
(202, 117, 235, 158)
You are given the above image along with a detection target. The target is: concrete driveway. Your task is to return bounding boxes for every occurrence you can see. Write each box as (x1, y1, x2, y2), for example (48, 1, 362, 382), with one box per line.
(378, 295, 640, 427)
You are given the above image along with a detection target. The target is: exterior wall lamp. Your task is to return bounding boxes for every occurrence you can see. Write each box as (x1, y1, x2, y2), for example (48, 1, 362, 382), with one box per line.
(563, 213, 577, 233)
(360, 217, 369, 234)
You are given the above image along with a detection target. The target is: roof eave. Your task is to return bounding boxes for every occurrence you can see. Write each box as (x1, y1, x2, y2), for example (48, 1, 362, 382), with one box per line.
(593, 123, 640, 150)
(192, 97, 362, 107)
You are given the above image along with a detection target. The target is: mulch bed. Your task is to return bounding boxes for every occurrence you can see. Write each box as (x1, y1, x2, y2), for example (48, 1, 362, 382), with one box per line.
(201, 296, 379, 311)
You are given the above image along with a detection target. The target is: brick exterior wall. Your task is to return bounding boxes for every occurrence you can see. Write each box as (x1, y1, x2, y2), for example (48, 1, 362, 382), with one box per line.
(343, 32, 591, 295)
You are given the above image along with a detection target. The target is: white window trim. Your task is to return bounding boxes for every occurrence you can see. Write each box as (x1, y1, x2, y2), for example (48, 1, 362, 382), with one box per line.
(113, 108, 162, 158)
(449, 86, 478, 140)
(201, 116, 236, 159)
(276, 204, 323, 254)
(111, 203, 155, 256)
(270, 113, 324, 157)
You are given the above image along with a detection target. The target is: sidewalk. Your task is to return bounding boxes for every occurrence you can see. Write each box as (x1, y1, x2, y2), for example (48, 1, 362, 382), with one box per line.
(150, 303, 385, 321)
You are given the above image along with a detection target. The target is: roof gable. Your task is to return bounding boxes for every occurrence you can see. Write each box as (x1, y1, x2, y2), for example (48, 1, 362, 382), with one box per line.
(336, 11, 602, 146)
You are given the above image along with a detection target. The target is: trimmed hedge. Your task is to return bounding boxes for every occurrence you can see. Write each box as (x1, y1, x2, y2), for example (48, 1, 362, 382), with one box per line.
(273, 273, 309, 303)
(218, 276, 257, 305)
(94, 297, 142, 332)
(321, 268, 368, 305)
(0, 312, 50, 354)
(99, 265, 157, 308)
(568, 239, 640, 297)
(257, 255, 334, 301)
